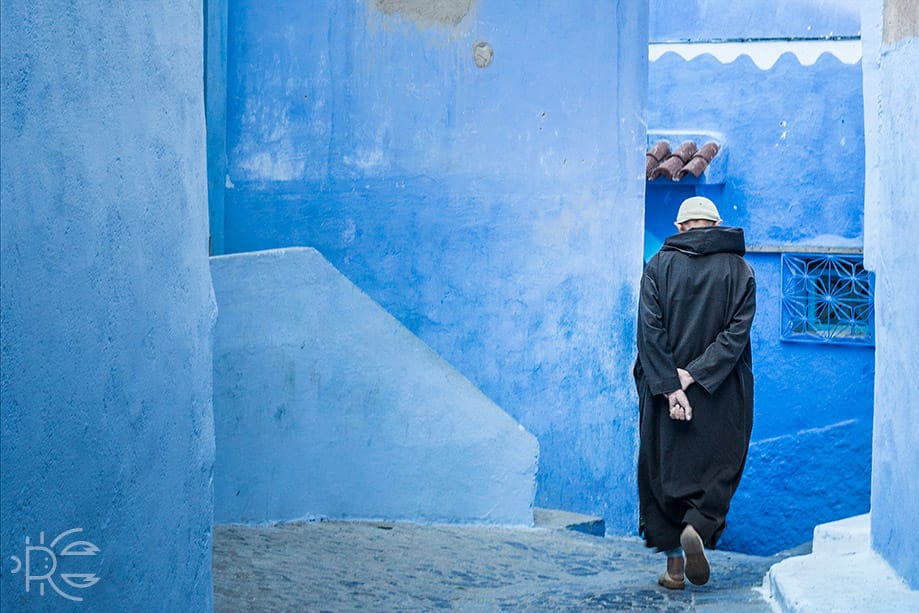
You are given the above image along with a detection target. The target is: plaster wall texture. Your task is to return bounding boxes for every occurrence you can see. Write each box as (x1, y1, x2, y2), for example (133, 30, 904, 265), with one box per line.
(650, 0, 861, 41)
(210, 248, 538, 525)
(373, 0, 474, 27)
(717, 253, 872, 554)
(646, 54, 874, 555)
(861, 0, 919, 590)
(217, 1, 648, 532)
(648, 52, 866, 248)
(0, 1, 215, 610)
(206, 0, 229, 255)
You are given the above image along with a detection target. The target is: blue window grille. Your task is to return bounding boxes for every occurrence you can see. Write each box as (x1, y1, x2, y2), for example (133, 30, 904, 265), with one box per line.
(781, 253, 875, 346)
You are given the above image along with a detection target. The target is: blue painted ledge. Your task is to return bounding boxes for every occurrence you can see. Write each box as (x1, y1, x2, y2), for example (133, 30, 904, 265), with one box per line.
(210, 247, 539, 526)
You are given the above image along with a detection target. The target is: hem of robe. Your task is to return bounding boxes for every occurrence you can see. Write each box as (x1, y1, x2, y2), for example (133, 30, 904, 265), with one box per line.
(639, 505, 726, 552)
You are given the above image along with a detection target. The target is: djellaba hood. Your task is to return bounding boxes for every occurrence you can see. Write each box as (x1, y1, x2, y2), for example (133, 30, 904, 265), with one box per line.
(661, 226, 746, 257)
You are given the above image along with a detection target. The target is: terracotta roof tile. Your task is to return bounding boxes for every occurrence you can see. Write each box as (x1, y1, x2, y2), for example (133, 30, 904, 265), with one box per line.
(646, 140, 721, 181)
(645, 141, 670, 178)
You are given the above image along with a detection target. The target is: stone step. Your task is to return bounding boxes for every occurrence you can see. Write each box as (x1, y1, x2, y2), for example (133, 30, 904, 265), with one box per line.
(765, 514, 919, 612)
(811, 512, 870, 556)
(533, 507, 605, 537)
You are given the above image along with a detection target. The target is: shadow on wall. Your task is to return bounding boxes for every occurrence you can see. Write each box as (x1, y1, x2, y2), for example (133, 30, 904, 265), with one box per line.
(210, 248, 538, 526)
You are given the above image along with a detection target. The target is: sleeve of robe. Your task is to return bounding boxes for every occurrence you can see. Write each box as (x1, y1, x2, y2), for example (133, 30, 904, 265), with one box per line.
(636, 258, 682, 396)
(685, 270, 756, 394)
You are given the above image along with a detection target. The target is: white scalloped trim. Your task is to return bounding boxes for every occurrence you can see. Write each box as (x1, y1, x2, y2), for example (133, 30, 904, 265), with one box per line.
(649, 40, 862, 70)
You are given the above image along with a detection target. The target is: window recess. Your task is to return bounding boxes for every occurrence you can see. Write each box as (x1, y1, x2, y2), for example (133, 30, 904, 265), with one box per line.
(781, 253, 875, 346)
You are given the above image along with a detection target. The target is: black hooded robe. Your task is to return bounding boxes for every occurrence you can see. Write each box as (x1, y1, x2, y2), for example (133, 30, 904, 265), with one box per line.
(634, 226, 756, 551)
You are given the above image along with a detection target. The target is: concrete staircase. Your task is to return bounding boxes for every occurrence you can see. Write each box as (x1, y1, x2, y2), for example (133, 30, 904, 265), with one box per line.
(210, 247, 539, 526)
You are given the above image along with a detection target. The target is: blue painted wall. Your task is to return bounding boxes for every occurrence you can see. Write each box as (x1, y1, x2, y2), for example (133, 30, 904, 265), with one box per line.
(647, 51, 874, 554)
(206, 0, 229, 255)
(650, 0, 861, 41)
(212, 248, 538, 526)
(862, 0, 919, 589)
(1, 2, 215, 610)
(722, 254, 873, 553)
(217, 0, 649, 533)
(648, 52, 865, 248)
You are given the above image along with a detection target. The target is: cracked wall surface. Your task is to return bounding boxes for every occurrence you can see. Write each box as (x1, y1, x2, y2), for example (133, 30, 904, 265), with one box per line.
(883, 0, 919, 43)
(374, 0, 474, 27)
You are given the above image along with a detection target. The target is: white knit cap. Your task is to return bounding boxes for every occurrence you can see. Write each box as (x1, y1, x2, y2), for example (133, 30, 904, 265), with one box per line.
(675, 196, 722, 224)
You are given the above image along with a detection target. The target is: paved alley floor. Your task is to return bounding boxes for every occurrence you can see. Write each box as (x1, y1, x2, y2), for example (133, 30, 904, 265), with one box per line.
(213, 521, 780, 612)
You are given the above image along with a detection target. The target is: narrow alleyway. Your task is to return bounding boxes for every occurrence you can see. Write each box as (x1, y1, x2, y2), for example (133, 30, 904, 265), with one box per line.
(213, 521, 782, 611)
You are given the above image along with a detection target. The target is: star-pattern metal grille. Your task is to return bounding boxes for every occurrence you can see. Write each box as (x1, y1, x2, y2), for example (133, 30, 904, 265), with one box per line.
(781, 253, 875, 345)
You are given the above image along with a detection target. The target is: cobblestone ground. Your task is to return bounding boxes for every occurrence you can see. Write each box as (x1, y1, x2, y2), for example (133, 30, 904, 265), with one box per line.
(213, 521, 781, 612)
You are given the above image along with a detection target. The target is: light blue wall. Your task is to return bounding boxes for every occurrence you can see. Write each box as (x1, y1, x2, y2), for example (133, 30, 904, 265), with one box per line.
(862, 0, 919, 589)
(218, 1, 648, 533)
(206, 0, 229, 255)
(647, 51, 874, 554)
(650, 0, 861, 41)
(1, 2, 215, 610)
(211, 248, 538, 525)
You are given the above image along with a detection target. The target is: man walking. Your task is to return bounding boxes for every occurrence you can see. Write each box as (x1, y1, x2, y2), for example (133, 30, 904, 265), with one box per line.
(634, 196, 756, 589)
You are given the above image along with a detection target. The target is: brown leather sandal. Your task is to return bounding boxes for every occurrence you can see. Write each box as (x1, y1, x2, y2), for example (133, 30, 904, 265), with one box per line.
(680, 525, 710, 585)
(658, 571, 686, 590)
